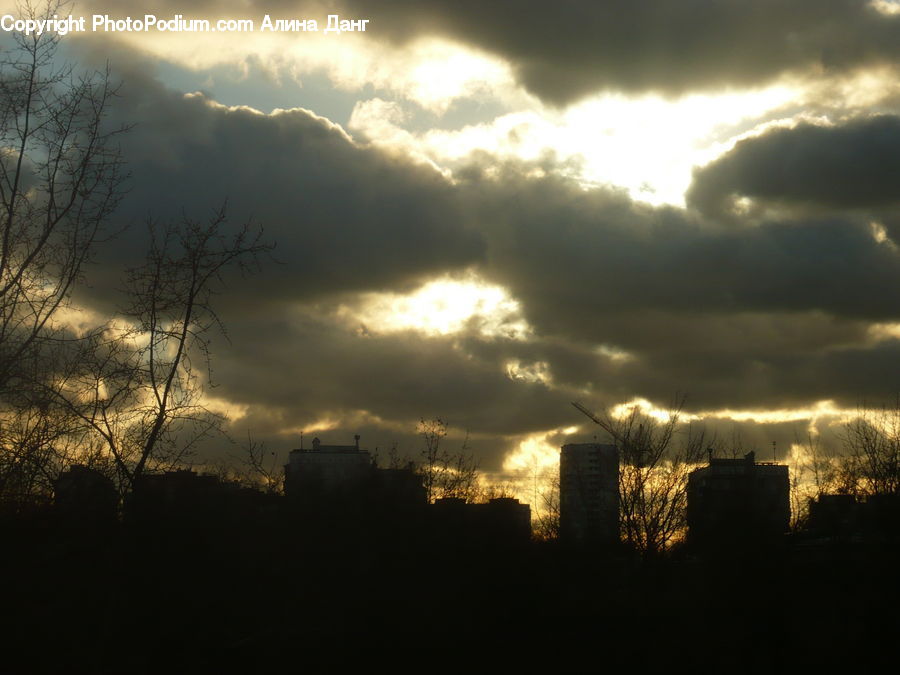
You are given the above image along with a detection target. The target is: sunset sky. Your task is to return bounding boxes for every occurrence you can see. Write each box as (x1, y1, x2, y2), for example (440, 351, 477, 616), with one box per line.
(6, 0, 900, 484)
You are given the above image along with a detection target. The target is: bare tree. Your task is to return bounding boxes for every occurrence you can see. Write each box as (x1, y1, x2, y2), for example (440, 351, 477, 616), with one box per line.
(0, 1, 127, 387)
(238, 432, 283, 495)
(786, 431, 844, 529)
(575, 398, 707, 556)
(478, 480, 519, 501)
(532, 475, 560, 541)
(49, 209, 270, 490)
(0, 0, 128, 502)
(838, 401, 900, 497)
(0, 395, 78, 509)
(416, 417, 480, 503)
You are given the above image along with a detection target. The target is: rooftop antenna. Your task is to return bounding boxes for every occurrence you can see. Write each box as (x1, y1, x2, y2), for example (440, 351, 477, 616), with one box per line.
(300, 431, 304, 450)
(772, 440, 777, 463)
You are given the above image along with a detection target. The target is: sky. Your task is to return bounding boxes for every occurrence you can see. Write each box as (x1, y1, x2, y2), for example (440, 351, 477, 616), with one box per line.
(6, 0, 900, 488)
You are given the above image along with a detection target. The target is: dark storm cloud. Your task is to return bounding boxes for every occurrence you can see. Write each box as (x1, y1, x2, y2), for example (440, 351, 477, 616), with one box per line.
(452, 310, 900, 414)
(611, 332, 900, 411)
(458, 311, 878, 409)
(83, 54, 483, 306)
(205, 298, 900, 470)
(689, 115, 900, 216)
(211, 308, 572, 436)
(60, 43, 900, 453)
(73, 0, 900, 103)
(341, 0, 900, 103)
(450, 166, 900, 411)
(464, 168, 900, 329)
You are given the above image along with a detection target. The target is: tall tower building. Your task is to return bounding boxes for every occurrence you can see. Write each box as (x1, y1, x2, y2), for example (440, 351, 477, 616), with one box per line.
(560, 443, 619, 546)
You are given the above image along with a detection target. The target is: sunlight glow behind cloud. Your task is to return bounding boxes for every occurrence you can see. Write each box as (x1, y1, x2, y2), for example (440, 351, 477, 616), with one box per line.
(870, 0, 900, 15)
(97, 26, 516, 115)
(337, 273, 532, 339)
(86, 17, 900, 209)
(352, 84, 800, 206)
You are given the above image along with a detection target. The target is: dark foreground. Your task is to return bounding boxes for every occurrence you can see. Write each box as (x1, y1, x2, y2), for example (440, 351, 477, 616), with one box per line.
(3, 511, 898, 673)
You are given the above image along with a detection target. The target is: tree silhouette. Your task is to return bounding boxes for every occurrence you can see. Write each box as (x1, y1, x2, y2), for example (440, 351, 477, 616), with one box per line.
(838, 401, 900, 497)
(0, 0, 128, 503)
(575, 397, 707, 556)
(48, 209, 270, 490)
(532, 475, 560, 541)
(416, 417, 480, 502)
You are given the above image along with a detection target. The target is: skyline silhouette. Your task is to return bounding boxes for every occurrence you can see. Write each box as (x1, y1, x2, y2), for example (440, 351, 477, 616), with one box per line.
(3, 2, 900, 668)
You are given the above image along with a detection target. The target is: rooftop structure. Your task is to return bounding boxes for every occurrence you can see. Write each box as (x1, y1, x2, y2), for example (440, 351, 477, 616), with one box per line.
(284, 435, 427, 512)
(284, 435, 374, 498)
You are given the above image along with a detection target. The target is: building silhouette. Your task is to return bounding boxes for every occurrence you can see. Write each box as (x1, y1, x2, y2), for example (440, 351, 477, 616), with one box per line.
(477, 496, 531, 543)
(126, 469, 276, 529)
(283, 434, 530, 546)
(284, 435, 374, 498)
(687, 451, 790, 547)
(806, 492, 900, 544)
(431, 496, 531, 546)
(560, 443, 619, 546)
(806, 493, 859, 541)
(284, 434, 427, 515)
(54, 464, 118, 527)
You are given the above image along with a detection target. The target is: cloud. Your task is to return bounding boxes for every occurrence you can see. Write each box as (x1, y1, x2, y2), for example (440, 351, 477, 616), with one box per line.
(339, 0, 900, 103)
(217, 309, 567, 429)
(54, 44, 900, 466)
(203, 306, 580, 470)
(462, 166, 900, 326)
(688, 115, 900, 215)
(78, 56, 483, 309)
(451, 165, 900, 412)
(60, 0, 900, 104)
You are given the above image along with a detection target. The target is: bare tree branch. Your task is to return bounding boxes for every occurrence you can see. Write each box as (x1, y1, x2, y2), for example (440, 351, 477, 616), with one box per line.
(415, 418, 480, 503)
(577, 396, 708, 556)
(0, 0, 128, 503)
(43, 208, 272, 490)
